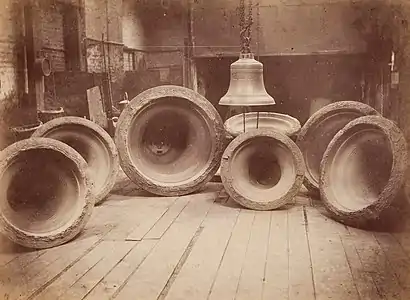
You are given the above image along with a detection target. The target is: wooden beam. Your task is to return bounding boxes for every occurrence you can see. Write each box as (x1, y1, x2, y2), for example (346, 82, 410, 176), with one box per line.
(63, 2, 85, 71)
(24, 0, 44, 116)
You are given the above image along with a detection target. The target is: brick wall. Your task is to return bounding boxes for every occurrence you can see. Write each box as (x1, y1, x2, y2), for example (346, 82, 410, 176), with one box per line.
(40, 1, 66, 72)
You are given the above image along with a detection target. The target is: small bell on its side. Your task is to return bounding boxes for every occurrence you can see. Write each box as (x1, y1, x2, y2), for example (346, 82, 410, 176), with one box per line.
(219, 53, 275, 107)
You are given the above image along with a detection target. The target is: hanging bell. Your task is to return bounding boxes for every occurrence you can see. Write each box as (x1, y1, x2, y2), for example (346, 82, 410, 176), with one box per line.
(219, 53, 275, 106)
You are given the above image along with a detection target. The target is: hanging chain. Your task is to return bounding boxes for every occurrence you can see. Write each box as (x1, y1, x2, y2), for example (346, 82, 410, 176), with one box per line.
(256, 1, 260, 60)
(239, 0, 253, 54)
(239, 0, 246, 53)
(247, 0, 253, 49)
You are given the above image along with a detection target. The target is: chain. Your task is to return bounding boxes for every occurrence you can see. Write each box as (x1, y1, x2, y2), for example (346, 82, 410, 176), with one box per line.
(239, 0, 253, 54)
(247, 0, 253, 49)
(256, 1, 260, 60)
(239, 0, 246, 53)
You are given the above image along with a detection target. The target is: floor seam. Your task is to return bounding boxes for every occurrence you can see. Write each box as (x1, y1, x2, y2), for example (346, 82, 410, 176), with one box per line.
(303, 206, 317, 300)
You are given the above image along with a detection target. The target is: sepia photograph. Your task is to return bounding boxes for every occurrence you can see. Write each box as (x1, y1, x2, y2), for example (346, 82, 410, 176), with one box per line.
(0, 0, 410, 299)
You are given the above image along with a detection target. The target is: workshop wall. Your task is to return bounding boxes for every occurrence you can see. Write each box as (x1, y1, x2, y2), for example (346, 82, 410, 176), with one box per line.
(397, 1, 410, 202)
(39, 1, 66, 72)
(121, 0, 186, 99)
(84, 0, 124, 107)
(192, 0, 366, 57)
(123, 0, 145, 50)
(135, 0, 187, 51)
(0, 0, 25, 149)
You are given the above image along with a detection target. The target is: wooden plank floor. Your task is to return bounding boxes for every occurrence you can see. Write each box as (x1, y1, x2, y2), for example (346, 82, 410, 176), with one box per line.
(1, 177, 410, 300)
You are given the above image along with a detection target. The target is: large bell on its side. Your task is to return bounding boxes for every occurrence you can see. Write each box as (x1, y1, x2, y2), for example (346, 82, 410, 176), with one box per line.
(219, 53, 275, 106)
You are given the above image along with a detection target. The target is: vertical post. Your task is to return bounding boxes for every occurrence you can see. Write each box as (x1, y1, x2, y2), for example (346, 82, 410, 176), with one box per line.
(256, 111, 259, 129)
(243, 109, 246, 133)
(101, 34, 114, 136)
(63, 2, 85, 71)
(184, 0, 197, 91)
(24, 0, 43, 121)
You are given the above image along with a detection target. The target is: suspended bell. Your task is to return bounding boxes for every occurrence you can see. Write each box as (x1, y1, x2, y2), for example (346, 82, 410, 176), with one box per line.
(219, 52, 275, 106)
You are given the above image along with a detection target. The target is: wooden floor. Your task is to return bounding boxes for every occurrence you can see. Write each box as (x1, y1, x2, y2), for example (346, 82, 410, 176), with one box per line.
(2, 176, 410, 300)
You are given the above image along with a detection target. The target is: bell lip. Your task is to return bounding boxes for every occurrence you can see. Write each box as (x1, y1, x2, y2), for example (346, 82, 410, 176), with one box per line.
(224, 112, 301, 137)
(218, 95, 276, 106)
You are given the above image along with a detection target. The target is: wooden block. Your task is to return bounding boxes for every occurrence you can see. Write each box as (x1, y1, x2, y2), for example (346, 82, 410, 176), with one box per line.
(208, 209, 255, 300)
(87, 86, 108, 129)
(163, 204, 240, 300)
(236, 211, 271, 300)
(84, 240, 158, 300)
(262, 210, 289, 300)
(113, 193, 214, 300)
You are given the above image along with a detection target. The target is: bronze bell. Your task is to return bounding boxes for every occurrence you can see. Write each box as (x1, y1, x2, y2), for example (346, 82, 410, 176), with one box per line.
(219, 53, 275, 106)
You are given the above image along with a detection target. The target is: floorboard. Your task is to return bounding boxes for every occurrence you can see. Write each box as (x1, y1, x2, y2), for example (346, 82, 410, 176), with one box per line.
(306, 207, 359, 300)
(208, 209, 255, 300)
(84, 240, 158, 300)
(349, 227, 404, 299)
(1, 183, 410, 300)
(163, 202, 239, 300)
(113, 193, 214, 300)
(288, 206, 315, 300)
(235, 210, 271, 300)
(262, 209, 289, 300)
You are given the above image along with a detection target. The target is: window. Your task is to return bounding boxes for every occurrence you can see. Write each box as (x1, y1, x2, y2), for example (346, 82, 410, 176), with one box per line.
(124, 50, 135, 71)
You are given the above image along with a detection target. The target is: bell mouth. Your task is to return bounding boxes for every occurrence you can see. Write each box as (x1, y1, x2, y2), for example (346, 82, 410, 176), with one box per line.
(220, 129, 305, 210)
(128, 97, 213, 186)
(297, 101, 378, 193)
(326, 127, 392, 212)
(0, 148, 85, 235)
(319, 115, 408, 226)
(229, 136, 297, 201)
(224, 112, 301, 138)
(35, 124, 113, 201)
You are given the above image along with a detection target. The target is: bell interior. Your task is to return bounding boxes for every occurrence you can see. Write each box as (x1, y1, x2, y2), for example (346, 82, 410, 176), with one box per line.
(0, 149, 83, 234)
(43, 125, 112, 195)
(128, 97, 212, 186)
(230, 136, 296, 203)
(327, 127, 393, 212)
(304, 111, 363, 187)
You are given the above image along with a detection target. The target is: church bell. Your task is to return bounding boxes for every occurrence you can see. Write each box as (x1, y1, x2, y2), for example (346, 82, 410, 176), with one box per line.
(219, 53, 275, 106)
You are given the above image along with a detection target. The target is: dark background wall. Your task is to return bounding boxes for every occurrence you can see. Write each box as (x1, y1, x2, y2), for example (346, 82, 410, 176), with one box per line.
(192, 0, 366, 57)
(196, 54, 364, 123)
